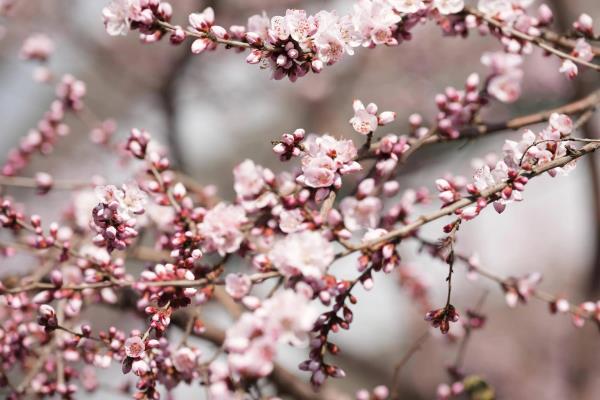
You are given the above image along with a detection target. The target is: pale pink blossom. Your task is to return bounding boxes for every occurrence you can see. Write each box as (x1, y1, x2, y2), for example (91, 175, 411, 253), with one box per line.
(559, 59, 578, 79)
(102, 0, 141, 36)
(172, 347, 198, 373)
(573, 13, 594, 36)
(433, 0, 464, 15)
(225, 289, 317, 377)
(199, 203, 247, 256)
(233, 159, 269, 199)
(340, 196, 382, 231)
(260, 289, 318, 346)
(20, 33, 54, 62)
(481, 52, 523, 103)
(189, 7, 214, 31)
(124, 336, 145, 358)
(350, 100, 379, 135)
(269, 230, 334, 279)
(352, 0, 402, 47)
(278, 208, 305, 233)
(388, 0, 425, 13)
(132, 359, 150, 376)
(225, 273, 252, 300)
(572, 39, 593, 62)
(298, 134, 361, 188)
(350, 100, 396, 135)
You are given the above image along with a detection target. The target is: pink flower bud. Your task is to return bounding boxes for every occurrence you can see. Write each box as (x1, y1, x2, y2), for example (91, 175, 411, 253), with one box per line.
(378, 111, 396, 125)
(191, 38, 211, 54)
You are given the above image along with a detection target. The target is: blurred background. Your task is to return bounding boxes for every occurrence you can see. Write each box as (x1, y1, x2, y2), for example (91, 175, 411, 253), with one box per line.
(1, 0, 600, 398)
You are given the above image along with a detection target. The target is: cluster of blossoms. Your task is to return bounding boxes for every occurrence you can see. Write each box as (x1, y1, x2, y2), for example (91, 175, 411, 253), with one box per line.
(101, 0, 475, 81)
(101, 0, 600, 83)
(91, 184, 147, 252)
(349, 99, 396, 135)
(1, 75, 85, 176)
(296, 134, 362, 191)
(269, 230, 334, 280)
(197, 203, 247, 256)
(223, 289, 318, 383)
(3, 0, 600, 399)
(433, 73, 484, 139)
(481, 51, 523, 103)
(19, 33, 54, 82)
(102, 0, 174, 40)
(559, 39, 594, 79)
(434, 113, 576, 220)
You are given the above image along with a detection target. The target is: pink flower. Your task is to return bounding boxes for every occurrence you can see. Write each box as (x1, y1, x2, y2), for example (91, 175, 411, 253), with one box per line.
(388, 0, 425, 13)
(352, 0, 402, 47)
(278, 208, 305, 233)
(233, 159, 269, 199)
(300, 155, 336, 188)
(549, 113, 573, 136)
(433, 0, 464, 15)
(573, 13, 594, 36)
(350, 100, 378, 135)
(20, 34, 54, 62)
(572, 39, 593, 62)
(313, 11, 357, 65)
(298, 134, 361, 188)
(260, 289, 318, 346)
(172, 347, 198, 373)
(284, 9, 314, 44)
(199, 203, 247, 256)
(132, 359, 150, 376)
(349, 100, 395, 135)
(225, 273, 252, 300)
(247, 12, 270, 40)
(339, 196, 382, 231)
(124, 336, 145, 358)
(225, 289, 317, 378)
(559, 59, 578, 79)
(189, 7, 214, 31)
(102, 0, 141, 36)
(482, 52, 523, 103)
(488, 72, 523, 103)
(269, 230, 334, 279)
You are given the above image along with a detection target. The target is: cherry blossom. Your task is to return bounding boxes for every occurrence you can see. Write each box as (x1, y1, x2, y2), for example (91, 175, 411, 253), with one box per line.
(298, 134, 361, 188)
(198, 203, 247, 256)
(2, 1, 600, 398)
(102, 0, 142, 36)
(225, 273, 252, 300)
(349, 99, 396, 135)
(269, 230, 334, 279)
(433, 0, 464, 15)
(124, 336, 145, 358)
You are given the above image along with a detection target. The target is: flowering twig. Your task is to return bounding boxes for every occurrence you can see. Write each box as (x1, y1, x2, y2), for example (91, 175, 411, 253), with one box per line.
(465, 6, 600, 72)
(345, 140, 600, 256)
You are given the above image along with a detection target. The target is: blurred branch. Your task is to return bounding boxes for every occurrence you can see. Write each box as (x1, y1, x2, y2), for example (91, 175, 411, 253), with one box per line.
(158, 0, 217, 172)
(390, 331, 430, 400)
(158, 46, 195, 172)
